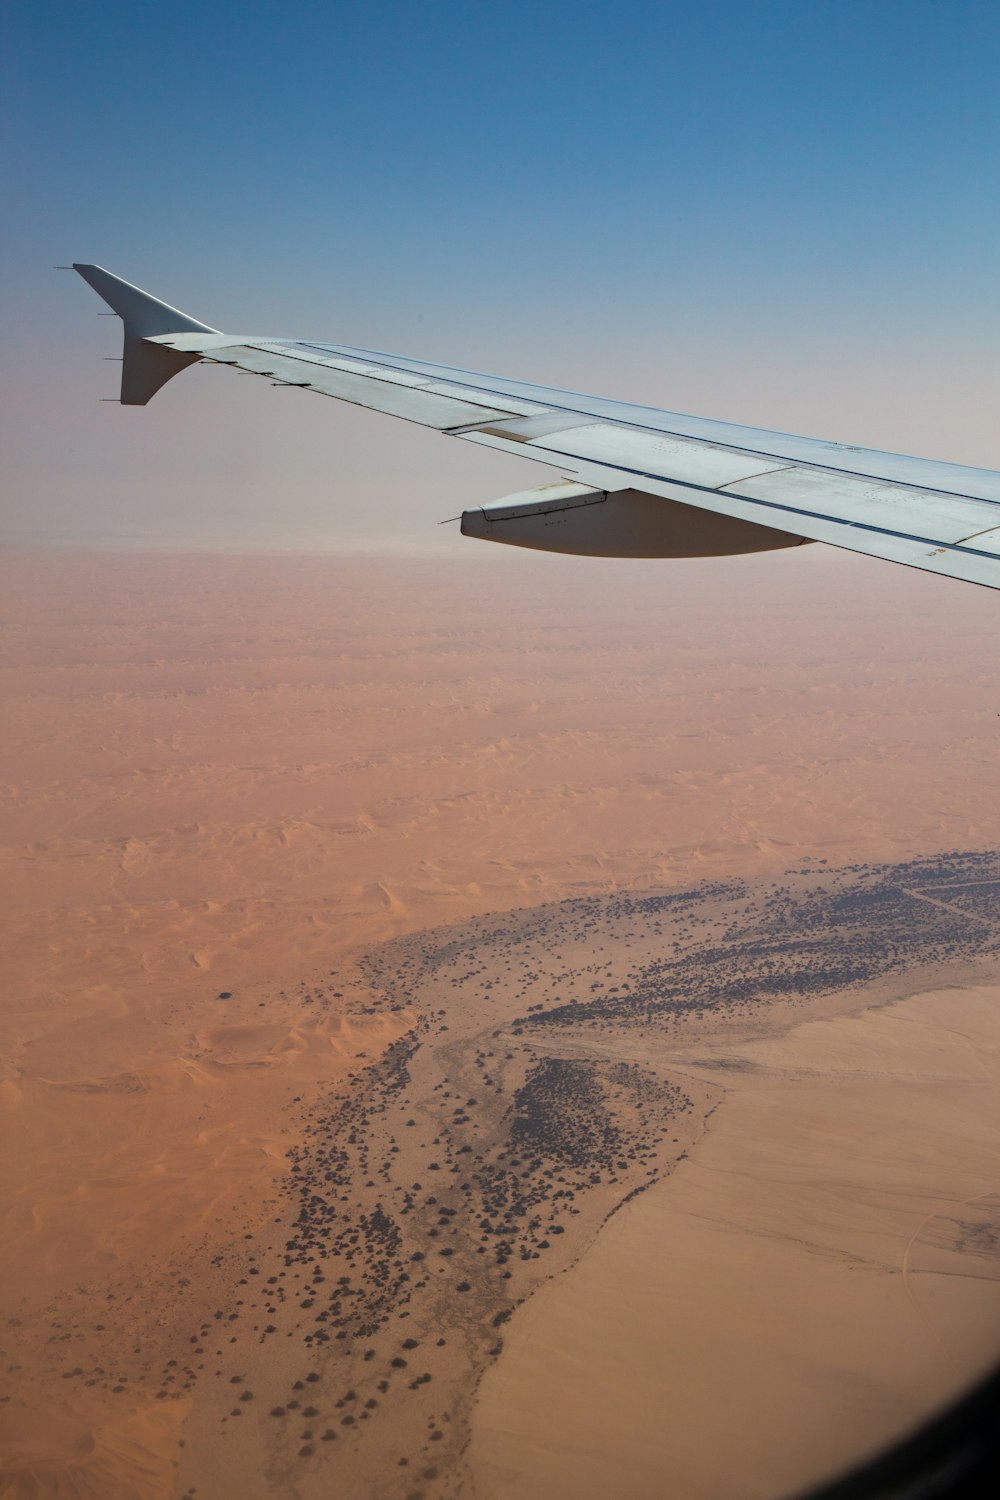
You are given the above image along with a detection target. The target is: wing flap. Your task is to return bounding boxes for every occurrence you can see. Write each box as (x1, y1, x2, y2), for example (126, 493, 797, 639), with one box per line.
(502, 421, 800, 490)
(720, 467, 1000, 546)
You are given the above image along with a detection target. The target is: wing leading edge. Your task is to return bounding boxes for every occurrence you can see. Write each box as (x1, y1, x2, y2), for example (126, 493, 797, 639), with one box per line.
(72, 263, 1000, 591)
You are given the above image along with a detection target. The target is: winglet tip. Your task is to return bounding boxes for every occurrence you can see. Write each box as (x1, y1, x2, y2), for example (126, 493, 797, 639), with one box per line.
(72, 263, 219, 338)
(72, 263, 217, 403)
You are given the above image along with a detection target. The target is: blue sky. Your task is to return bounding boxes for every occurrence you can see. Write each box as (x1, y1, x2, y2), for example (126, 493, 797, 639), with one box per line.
(3, 0, 999, 549)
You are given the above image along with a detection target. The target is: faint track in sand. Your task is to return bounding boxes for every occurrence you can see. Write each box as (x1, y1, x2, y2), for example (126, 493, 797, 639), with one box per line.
(900, 1190, 1000, 1371)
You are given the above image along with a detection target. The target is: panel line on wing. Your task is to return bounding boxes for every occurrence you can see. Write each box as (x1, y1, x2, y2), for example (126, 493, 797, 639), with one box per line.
(717, 464, 798, 489)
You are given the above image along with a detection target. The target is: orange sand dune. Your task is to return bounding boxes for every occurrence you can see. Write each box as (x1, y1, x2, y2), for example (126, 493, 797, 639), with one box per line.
(1, 1396, 188, 1500)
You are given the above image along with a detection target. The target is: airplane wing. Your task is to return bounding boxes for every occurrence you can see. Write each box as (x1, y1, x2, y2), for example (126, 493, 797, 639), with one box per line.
(72, 264, 1000, 591)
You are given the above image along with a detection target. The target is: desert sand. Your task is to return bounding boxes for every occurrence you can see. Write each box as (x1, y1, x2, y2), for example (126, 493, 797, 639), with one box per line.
(470, 982, 1000, 1500)
(1, 545, 998, 1499)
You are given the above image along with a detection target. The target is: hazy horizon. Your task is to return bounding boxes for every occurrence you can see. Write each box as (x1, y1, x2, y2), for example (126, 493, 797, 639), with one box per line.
(4, 0, 999, 553)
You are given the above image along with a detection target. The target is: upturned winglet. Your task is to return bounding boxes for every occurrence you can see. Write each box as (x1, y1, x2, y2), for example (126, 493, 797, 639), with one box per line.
(73, 264, 220, 405)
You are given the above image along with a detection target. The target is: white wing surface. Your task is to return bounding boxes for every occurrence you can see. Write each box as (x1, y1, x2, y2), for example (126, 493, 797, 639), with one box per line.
(73, 264, 1000, 591)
